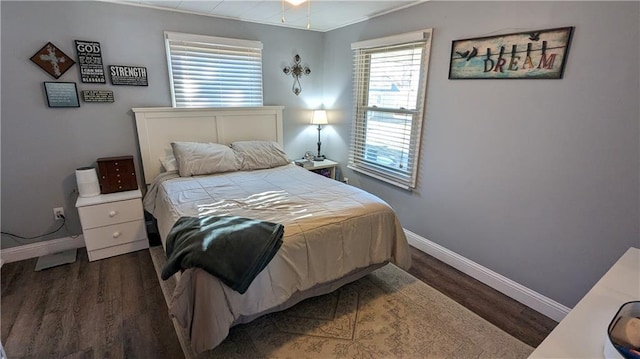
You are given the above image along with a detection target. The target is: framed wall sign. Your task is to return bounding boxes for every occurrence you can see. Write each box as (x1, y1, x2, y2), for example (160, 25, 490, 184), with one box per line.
(44, 82, 80, 108)
(75, 40, 106, 83)
(449, 27, 574, 79)
(81, 90, 114, 103)
(30, 42, 75, 79)
(109, 65, 148, 86)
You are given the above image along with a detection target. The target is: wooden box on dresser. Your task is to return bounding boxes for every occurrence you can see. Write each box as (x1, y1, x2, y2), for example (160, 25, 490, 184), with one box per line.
(97, 155, 138, 194)
(76, 189, 148, 261)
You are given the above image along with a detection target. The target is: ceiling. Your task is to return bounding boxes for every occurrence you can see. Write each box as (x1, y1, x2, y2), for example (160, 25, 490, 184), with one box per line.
(109, 0, 424, 32)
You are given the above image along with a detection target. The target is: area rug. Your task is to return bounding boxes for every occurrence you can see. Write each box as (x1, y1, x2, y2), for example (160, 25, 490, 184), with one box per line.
(149, 246, 534, 359)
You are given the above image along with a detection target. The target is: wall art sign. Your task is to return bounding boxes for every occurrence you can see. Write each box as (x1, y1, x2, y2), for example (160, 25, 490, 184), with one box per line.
(44, 82, 80, 108)
(81, 90, 114, 103)
(109, 65, 148, 86)
(75, 40, 106, 83)
(30, 42, 75, 79)
(449, 27, 574, 79)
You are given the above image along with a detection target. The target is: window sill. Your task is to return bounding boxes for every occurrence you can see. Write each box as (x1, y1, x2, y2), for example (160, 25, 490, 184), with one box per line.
(347, 165, 412, 191)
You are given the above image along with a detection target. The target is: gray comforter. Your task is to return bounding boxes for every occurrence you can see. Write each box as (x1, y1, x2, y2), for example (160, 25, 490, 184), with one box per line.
(144, 164, 411, 353)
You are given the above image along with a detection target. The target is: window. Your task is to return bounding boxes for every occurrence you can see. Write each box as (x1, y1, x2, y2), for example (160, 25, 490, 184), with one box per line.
(349, 29, 433, 190)
(164, 31, 263, 108)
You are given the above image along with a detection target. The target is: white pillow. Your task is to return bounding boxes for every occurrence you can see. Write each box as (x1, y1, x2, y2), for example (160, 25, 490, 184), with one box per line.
(231, 141, 290, 170)
(159, 155, 178, 172)
(171, 141, 240, 177)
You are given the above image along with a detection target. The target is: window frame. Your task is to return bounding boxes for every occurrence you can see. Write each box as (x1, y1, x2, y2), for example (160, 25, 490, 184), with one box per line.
(349, 29, 433, 190)
(164, 31, 264, 108)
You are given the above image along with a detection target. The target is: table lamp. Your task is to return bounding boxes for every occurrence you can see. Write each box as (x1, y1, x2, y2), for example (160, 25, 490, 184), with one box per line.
(311, 110, 328, 161)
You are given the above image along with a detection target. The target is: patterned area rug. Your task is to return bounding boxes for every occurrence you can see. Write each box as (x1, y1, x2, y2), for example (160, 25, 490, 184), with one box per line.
(149, 246, 533, 359)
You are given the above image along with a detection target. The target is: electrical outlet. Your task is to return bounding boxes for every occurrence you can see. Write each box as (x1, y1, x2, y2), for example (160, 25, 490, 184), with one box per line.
(53, 207, 65, 220)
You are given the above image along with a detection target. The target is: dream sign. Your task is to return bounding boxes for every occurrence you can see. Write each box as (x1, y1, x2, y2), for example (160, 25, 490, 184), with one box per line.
(449, 27, 574, 79)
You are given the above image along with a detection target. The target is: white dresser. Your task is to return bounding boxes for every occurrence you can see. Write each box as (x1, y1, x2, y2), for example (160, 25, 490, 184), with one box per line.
(529, 247, 640, 358)
(76, 189, 148, 261)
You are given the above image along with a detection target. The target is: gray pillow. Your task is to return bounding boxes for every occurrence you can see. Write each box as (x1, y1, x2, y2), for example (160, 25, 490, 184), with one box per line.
(171, 141, 239, 177)
(159, 154, 178, 172)
(231, 141, 290, 170)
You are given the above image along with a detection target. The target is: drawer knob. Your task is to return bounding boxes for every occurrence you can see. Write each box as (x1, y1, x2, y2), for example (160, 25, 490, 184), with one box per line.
(109, 210, 118, 217)
(113, 231, 121, 238)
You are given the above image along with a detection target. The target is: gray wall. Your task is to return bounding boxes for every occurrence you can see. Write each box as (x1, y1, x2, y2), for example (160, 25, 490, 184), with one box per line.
(323, 1, 639, 307)
(2, 1, 638, 308)
(1, 1, 324, 246)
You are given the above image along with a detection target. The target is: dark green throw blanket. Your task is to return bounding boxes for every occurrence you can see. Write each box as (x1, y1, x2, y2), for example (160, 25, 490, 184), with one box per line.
(161, 215, 284, 294)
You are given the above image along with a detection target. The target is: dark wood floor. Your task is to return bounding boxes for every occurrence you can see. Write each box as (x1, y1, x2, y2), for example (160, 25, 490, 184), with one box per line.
(1, 246, 556, 358)
(1, 249, 183, 359)
(407, 249, 557, 347)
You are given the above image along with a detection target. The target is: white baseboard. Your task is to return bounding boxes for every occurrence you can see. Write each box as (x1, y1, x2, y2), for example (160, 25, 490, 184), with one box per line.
(1, 235, 86, 264)
(2, 231, 569, 321)
(404, 229, 570, 322)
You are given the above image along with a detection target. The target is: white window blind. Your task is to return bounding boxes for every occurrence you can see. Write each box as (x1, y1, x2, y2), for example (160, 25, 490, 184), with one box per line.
(349, 29, 432, 190)
(165, 31, 263, 108)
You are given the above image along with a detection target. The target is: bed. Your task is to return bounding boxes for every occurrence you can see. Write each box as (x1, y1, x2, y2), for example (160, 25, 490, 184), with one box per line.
(133, 106, 411, 354)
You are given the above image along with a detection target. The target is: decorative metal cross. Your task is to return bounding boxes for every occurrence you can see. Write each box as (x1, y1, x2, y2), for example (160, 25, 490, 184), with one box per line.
(283, 54, 311, 96)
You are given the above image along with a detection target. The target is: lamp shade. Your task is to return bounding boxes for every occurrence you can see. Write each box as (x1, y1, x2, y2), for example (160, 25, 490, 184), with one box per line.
(311, 110, 328, 125)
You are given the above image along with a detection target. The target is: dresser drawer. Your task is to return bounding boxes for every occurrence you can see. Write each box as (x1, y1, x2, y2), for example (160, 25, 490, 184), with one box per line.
(78, 198, 143, 229)
(87, 239, 149, 262)
(83, 219, 146, 251)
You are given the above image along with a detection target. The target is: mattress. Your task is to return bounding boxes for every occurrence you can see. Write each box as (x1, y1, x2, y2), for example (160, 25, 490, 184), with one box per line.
(144, 164, 411, 353)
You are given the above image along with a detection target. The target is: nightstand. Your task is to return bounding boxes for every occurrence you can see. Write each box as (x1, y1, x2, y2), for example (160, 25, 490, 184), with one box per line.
(76, 189, 148, 261)
(306, 159, 338, 180)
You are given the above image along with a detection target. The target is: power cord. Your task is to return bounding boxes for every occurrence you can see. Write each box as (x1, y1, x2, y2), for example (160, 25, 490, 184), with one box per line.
(1, 214, 67, 244)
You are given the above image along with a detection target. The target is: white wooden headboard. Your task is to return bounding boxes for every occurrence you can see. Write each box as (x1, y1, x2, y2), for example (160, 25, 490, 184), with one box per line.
(132, 106, 284, 184)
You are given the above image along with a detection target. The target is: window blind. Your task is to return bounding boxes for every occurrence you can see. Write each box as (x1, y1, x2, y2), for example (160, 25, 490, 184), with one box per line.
(349, 29, 432, 190)
(165, 31, 263, 108)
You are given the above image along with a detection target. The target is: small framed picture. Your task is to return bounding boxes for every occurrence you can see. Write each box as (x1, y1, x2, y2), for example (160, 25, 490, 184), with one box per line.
(108, 65, 148, 86)
(44, 82, 80, 108)
(30, 42, 75, 79)
(74, 40, 106, 83)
